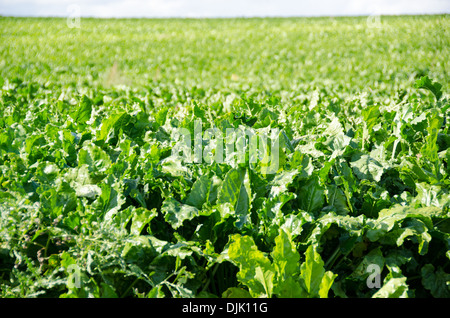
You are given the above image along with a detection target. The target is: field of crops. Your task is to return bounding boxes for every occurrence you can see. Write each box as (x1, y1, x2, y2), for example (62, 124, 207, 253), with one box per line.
(0, 15, 449, 299)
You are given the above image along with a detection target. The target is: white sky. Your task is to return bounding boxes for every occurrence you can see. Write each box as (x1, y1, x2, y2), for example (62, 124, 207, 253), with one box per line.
(1, 0, 449, 18)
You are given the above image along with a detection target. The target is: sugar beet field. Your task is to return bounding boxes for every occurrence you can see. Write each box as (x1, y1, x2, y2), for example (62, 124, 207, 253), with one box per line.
(0, 15, 449, 298)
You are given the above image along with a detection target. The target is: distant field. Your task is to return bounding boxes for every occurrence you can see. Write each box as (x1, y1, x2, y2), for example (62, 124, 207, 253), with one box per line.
(0, 15, 449, 298)
(1, 16, 449, 91)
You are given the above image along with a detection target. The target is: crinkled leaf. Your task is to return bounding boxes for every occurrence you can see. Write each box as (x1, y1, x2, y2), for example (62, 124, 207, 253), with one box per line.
(185, 175, 212, 209)
(227, 234, 274, 297)
(217, 168, 251, 228)
(421, 264, 450, 297)
(319, 271, 338, 298)
(299, 245, 325, 297)
(297, 175, 325, 214)
(366, 205, 441, 242)
(97, 111, 130, 141)
(350, 153, 385, 182)
(415, 76, 443, 101)
(162, 197, 199, 230)
(272, 229, 300, 280)
(372, 276, 409, 298)
(222, 287, 252, 298)
(70, 95, 92, 125)
(130, 208, 158, 235)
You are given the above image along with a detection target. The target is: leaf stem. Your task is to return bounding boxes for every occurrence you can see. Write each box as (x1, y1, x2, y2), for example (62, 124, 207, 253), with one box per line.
(324, 246, 341, 269)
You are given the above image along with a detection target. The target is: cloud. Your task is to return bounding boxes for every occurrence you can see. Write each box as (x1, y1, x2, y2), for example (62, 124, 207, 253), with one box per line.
(0, 0, 449, 18)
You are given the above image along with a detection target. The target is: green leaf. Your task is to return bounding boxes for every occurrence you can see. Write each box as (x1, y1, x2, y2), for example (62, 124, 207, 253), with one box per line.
(366, 205, 441, 242)
(97, 111, 130, 141)
(351, 247, 385, 280)
(268, 168, 299, 199)
(222, 287, 252, 298)
(394, 218, 432, 255)
(415, 76, 443, 101)
(309, 212, 365, 247)
(350, 153, 385, 182)
(78, 143, 112, 179)
(325, 184, 350, 215)
(362, 104, 381, 132)
(319, 271, 338, 298)
(217, 168, 251, 228)
(75, 184, 102, 199)
(297, 175, 325, 214)
(273, 277, 305, 298)
(121, 236, 157, 264)
(95, 175, 125, 216)
(254, 266, 275, 298)
(421, 110, 443, 163)
(272, 229, 300, 280)
(162, 197, 199, 230)
(227, 234, 275, 297)
(421, 264, 450, 297)
(185, 175, 212, 209)
(155, 107, 169, 127)
(70, 95, 92, 125)
(372, 276, 409, 298)
(164, 281, 194, 298)
(159, 156, 190, 177)
(299, 245, 325, 297)
(130, 208, 158, 235)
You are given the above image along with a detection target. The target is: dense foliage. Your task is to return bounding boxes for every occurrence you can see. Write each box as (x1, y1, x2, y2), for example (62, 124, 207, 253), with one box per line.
(0, 15, 449, 298)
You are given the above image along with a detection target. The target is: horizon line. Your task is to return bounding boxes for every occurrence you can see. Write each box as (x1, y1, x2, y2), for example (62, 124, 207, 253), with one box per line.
(1, 12, 449, 19)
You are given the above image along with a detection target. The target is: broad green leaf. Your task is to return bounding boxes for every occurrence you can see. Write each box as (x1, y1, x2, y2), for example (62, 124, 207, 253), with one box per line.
(323, 116, 352, 158)
(78, 143, 112, 180)
(94, 174, 125, 216)
(185, 175, 211, 209)
(309, 212, 365, 247)
(350, 153, 385, 182)
(297, 175, 325, 214)
(414, 76, 443, 101)
(325, 184, 350, 215)
(272, 229, 300, 280)
(274, 276, 306, 298)
(155, 107, 169, 127)
(159, 156, 190, 177)
(421, 264, 450, 297)
(362, 104, 381, 132)
(222, 287, 252, 298)
(255, 266, 274, 298)
(217, 168, 251, 228)
(280, 213, 305, 238)
(319, 271, 338, 298)
(299, 245, 325, 297)
(394, 218, 432, 255)
(97, 111, 130, 141)
(162, 197, 199, 230)
(227, 234, 275, 297)
(268, 168, 299, 199)
(421, 110, 443, 163)
(70, 95, 92, 125)
(75, 184, 102, 199)
(366, 205, 441, 242)
(121, 236, 157, 264)
(350, 247, 385, 280)
(130, 207, 158, 235)
(164, 281, 194, 298)
(372, 276, 409, 298)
